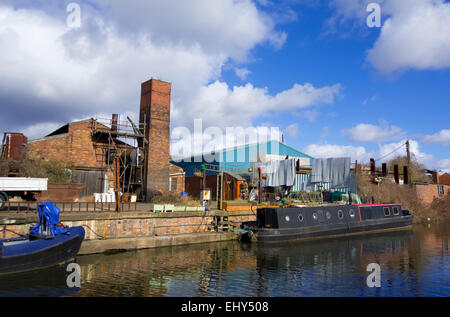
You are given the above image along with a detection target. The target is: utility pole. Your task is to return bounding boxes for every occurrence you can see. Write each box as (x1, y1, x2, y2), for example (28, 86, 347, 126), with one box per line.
(406, 140, 411, 185)
(406, 140, 411, 166)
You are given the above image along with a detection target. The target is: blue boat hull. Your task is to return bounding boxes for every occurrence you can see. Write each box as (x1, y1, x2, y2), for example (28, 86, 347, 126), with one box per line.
(0, 226, 85, 275)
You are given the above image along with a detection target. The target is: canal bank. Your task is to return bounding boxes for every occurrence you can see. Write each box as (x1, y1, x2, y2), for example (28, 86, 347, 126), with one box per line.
(0, 210, 255, 255)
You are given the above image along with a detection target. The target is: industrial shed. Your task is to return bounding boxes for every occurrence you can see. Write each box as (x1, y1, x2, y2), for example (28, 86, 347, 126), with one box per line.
(171, 140, 314, 177)
(172, 140, 314, 200)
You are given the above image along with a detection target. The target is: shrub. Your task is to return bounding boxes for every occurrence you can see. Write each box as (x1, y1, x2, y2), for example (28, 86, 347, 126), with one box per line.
(356, 171, 449, 223)
(150, 192, 201, 207)
(0, 151, 75, 183)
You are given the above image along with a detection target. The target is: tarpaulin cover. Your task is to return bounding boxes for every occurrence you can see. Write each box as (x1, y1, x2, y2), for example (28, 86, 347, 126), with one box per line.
(311, 158, 351, 188)
(30, 201, 68, 237)
(254, 159, 296, 187)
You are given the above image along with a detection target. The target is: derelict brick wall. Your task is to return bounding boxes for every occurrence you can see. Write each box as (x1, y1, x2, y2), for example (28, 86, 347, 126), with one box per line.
(169, 163, 185, 193)
(4, 133, 28, 159)
(416, 184, 450, 205)
(2, 214, 256, 240)
(169, 163, 184, 174)
(28, 134, 71, 163)
(140, 79, 171, 200)
(27, 120, 104, 169)
(439, 173, 450, 185)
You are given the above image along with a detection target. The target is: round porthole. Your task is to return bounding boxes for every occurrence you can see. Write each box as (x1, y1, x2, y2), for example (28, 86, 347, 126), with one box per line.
(298, 214, 304, 222)
(349, 210, 355, 218)
(285, 216, 290, 222)
(326, 211, 332, 220)
(338, 210, 344, 219)
(312, 213, 318, 221)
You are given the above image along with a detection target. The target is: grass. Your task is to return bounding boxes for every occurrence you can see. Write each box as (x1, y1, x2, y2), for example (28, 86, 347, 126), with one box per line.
(357, 172, 449, 223)
(150, 192, 202, 207)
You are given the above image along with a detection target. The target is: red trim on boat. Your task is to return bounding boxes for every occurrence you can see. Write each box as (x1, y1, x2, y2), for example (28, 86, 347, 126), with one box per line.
(357, 203, 401, 207)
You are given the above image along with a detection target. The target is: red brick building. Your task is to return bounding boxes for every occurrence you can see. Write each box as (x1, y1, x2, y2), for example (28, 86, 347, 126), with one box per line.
(1, 132, 28, 160)
(28, 119, 109, 169)
(27, 119, 129, 197)
(439, 173, 450, 185)
(415, 171, 450, 205)
(169, 164, 185, 194)
(25, 79, 184, 200)
(415, 183, 450, 205)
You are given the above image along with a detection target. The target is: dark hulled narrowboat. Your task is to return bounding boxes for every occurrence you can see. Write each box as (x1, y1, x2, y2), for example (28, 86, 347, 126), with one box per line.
(0, 202, 85, 275)
(240, 203, 413, 243)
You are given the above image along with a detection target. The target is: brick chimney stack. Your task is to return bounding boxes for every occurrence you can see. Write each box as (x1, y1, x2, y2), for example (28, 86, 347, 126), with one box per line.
(139, 79, 171, 201)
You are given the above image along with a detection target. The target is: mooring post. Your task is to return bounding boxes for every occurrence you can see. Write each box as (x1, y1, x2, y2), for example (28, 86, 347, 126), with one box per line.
(258, 167, 262, 204)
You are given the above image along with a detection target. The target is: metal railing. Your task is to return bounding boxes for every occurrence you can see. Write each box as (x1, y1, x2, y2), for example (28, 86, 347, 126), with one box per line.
(0, 201, 141, 213)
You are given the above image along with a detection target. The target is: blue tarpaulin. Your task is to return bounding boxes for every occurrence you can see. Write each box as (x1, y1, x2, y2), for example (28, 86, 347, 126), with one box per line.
(30, 202, 68, 237)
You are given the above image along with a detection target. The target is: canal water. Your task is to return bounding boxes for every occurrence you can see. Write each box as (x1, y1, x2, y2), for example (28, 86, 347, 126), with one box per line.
(0, 222, 448, 297)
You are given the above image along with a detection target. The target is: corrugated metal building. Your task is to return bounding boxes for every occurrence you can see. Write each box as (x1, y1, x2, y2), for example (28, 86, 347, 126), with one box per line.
(171, 140, 314, 177)
(172, 140, 357, 196)
(293, 173, 357, 194)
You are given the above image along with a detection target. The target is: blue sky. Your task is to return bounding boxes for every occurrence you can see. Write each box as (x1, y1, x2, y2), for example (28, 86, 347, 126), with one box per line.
(0, 0, 449, 171)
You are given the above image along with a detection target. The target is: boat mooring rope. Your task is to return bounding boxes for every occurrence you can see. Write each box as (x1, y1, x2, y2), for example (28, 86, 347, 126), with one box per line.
(1, 227, 27, 238)
(1, 224, 107, 240)
(81, 224, 107, 240)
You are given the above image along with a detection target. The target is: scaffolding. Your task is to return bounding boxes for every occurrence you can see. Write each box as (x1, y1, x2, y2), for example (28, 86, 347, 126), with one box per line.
(91, 115, 147, 201)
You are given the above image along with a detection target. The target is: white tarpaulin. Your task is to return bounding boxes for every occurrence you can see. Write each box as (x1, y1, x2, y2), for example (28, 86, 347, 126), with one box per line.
(253, 158, 297, 187)
(259, 154, 310, 167)
(311, 157, 351, 188)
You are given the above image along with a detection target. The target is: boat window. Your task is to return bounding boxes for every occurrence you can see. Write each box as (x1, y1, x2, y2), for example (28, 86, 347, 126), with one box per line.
(285, 216, 290, 222)
(393, 206, 400, 216)
(298, 214, 304, 222)
(338, 210, 344, 220)
(312, 213, 318, 221)
(326, 211, 332, 220)
(384, 207, 391, 216)
(349, 210, 355, 218)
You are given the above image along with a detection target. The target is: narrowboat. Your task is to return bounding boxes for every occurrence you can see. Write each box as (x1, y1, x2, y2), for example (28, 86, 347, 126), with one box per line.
(239, 203, 413, 243)
(0, 202, 85, 275)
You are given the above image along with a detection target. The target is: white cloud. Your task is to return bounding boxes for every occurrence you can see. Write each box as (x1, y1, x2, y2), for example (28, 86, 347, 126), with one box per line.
(423, 129, 450, 146)
(377, 139, 434, 167)
(300, 109, 319, 122)
(320, 126, 329, 138)
(21, 122, 62, 140)
(437, 159, 450, 174)
(234, 67, 251, 81)
(284, 123, 299, 138)
(367, 0, 450, 73)
(174, 81, 342, 129)
(302, 143, 372, 162)
(343, 122, 406, 143)
(328, 0, 450, 73)
(301, 138, 447, 170)
(362, 94, 377, 105)
(0, 1, 340, 140)
(92, 0, 288, 61)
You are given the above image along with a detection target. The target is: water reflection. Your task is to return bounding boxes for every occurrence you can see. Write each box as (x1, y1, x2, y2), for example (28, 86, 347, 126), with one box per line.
(0, 222, 448, 297)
